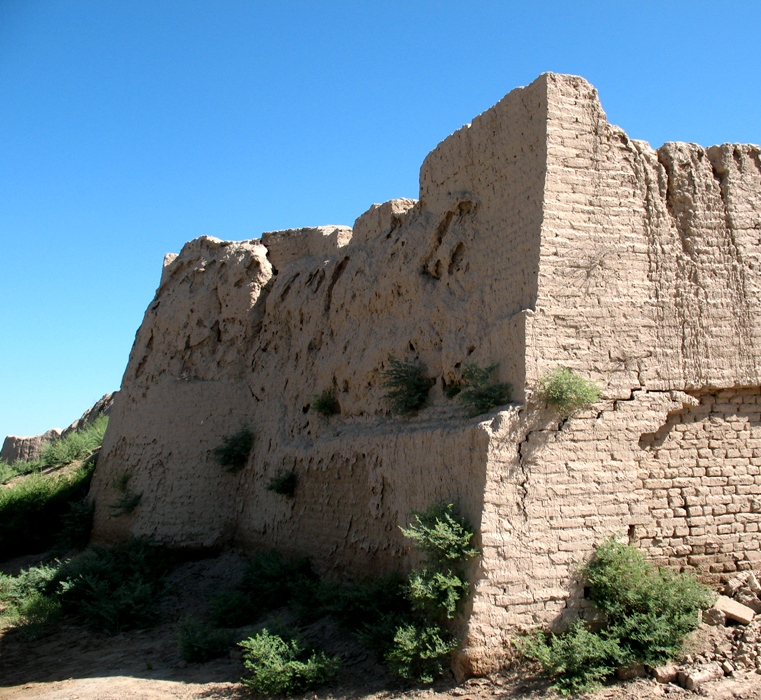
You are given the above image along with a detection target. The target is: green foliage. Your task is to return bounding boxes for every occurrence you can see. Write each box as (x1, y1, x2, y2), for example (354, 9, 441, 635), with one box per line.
(239, 629, 341, 696)
(0, 460, 95, 559)
(213, 425, 254, 472)
(516, 621, 624, 696)
(407, 568, 468, 621)
(6, 593, 62, 640)
(56, 500, 95, 551)
(177, 616, 234, 662)
(41, 415, 109, 469)
(517, 539, 715, 694)
(108, 472, 142, 517)
(385, 623, 457, 684)
(54, 538, 171, 634)
(0, 564, 63, 639)
(400, 503, 479, 565)
(310, 390, 340, 416)
(211, 551, 316, 628)
(452, 364, 512, 416)
(267, 471, 298, 497)
(385, 502, 479, 683)
(538, 367, 601, 417)
(0, 458, 43, 484)
(582, 538, 715, 665)
(381, 356, 434, 415)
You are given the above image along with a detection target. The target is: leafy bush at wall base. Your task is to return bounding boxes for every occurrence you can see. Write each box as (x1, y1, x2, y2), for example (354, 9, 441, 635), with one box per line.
(456, 363, 512, 416)
(308, 573, 409, 630)
(582, 538, 715, 665)
(517, 539, 714, 694)
(177, 616, 235, 662)
(55, 499, 95, 551)
(54, 538, 172, 634)
(516, 621, 624, 696)
(407, 568, 468, 621)
(538, 366, 601, 417)
(211, 551, 317, 628)
(0, 563, 62, 638)
(239, 629, 341, 696)
(400, 503, 479, 564)
(310, 390, 340, 416)
(213, 425, 254, 472)
(381, 356, 434, 415)
(0, 460, 95, 559)
(386, 502, 479, 684)
(267, 471, 297, 497)
(385, 623, 457, 685)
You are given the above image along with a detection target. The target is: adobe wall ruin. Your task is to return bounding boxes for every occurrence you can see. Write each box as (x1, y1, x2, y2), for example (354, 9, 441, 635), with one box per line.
(89, 73, 761, 674)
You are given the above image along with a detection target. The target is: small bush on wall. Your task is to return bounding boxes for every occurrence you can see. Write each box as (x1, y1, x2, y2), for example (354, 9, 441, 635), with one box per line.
(381, 356, 434, 415)
(267, 471, 297, 498)
(538, 366, 601, 417)
(455, 363, 512, 416)
(310, 390, 340, 416)
(213, 425, 254, 472)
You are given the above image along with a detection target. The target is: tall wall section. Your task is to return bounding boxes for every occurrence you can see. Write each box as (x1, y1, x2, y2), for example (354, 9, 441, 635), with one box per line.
(455, 74, 761, 674)
(90, 73, 761, 675)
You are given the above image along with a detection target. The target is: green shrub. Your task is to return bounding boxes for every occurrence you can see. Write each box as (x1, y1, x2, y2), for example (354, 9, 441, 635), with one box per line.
(211, 551, 316, 628)
(517, 539, 715, 694)
(385, 503, 479, 683)
(177, 616, 234, 662)
(310, 390, 340, 416)
(582, 538, 714, 665)
(0, 564, 63, 639)
(0, 563, 60, 604)
(41, 415, 108, 469)
(385, 623, 457, 684)
(0, 460, 95, 559)
(213, 425, 254, 472)
(267, 471, 297, 497)
(108, 472, 142, 517)
(309, 574, 408, 630)
(516, 620, 624, 696)
(456, 364, 512, 416)
(0, 458, 43, 484)
(381, 356, 434, 415)
(400, 503, 479, 564)
(54, 538, 171, 634)
(407, 568, 468, 621)
(56, 500, 95, 551)
(538, 367, 601, 417)
(239, 629, 341, 696)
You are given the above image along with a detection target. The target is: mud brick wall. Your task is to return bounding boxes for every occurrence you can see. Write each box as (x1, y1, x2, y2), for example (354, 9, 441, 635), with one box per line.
(638, 388, 761, 580)
(90, 73, 761, 675)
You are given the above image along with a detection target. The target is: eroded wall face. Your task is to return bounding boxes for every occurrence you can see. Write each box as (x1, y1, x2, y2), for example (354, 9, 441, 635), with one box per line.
(460, 391, 689, 674)
(528, 74, 761, 394)
(91, 76, 551, 563)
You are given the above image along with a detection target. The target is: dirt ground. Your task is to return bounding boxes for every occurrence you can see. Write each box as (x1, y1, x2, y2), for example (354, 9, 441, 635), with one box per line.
(2, 553, 761, 700)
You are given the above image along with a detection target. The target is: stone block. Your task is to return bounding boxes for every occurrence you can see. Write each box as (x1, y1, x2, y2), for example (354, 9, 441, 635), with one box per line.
(714, 596, 755, 625)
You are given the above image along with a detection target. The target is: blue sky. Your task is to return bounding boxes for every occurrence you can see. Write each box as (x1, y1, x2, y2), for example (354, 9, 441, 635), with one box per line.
(1, 1, 759, 441)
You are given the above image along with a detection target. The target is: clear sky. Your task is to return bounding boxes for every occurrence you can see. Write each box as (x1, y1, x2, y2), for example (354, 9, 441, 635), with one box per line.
(1, 0, 759, 441)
